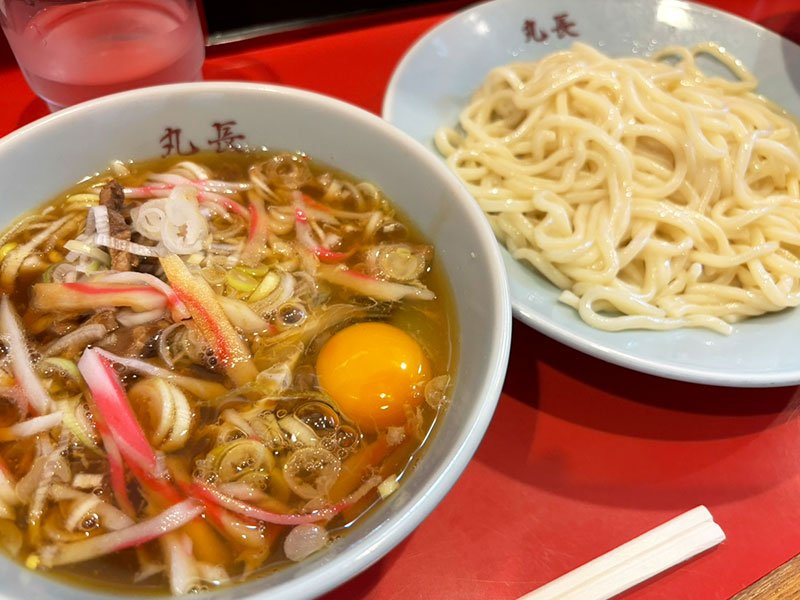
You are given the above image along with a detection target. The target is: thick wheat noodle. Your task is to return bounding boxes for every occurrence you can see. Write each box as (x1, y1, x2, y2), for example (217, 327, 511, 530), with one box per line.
(435, 41, 800, 334)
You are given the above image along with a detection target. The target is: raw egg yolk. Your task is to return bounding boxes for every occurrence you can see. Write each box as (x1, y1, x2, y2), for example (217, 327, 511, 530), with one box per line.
(316, 322, 431, 433)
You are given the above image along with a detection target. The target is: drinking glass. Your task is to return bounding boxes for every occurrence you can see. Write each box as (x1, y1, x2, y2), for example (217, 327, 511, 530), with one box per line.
(0, 0, 205, 111)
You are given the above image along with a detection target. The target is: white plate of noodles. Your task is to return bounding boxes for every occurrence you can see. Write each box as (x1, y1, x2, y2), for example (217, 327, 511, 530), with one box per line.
(383, 0, 800, 387)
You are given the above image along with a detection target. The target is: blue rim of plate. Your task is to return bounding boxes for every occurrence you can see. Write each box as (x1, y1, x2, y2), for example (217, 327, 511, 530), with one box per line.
(383, 0, 800, 387)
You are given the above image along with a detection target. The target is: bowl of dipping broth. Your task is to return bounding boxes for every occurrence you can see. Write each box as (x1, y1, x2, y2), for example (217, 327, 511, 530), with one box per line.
(0, 82, 511, 599)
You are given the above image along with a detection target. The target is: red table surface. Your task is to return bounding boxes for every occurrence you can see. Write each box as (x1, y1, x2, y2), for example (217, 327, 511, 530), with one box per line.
(3, 1, 800, 598)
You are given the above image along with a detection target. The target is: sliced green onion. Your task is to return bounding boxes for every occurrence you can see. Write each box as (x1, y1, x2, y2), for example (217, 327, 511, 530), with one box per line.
(63, 240, 111, 266)
(57, 398, 102, 454)
(40, 262, 61, 284)
(208, 439, 270, 483)
(131, 378, 175, 449)
(248, 271, 280, 302)
(186, 253, 204, 265)
(226, 269, 258, 293)
(128, 377, 192, 452)
(38, 357, 83, 382)
(236, 265, 269, 277)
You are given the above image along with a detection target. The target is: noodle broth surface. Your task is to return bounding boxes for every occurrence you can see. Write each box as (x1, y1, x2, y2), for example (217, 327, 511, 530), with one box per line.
(0, 151, 457, 593)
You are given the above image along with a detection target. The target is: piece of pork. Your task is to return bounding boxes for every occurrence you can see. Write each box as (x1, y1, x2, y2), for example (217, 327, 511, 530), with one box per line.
(99, 181, 137, 272)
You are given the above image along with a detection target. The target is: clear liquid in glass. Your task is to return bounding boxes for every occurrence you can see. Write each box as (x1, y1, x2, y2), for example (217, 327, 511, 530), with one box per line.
(3, 0, 205, 111)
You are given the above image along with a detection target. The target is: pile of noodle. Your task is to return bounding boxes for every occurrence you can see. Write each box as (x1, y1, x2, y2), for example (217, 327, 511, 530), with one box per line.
(435, 42, 800, 334)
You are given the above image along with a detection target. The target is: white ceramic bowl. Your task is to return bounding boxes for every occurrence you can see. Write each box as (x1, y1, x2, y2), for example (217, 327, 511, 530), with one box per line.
(0, 83, 511, 599)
